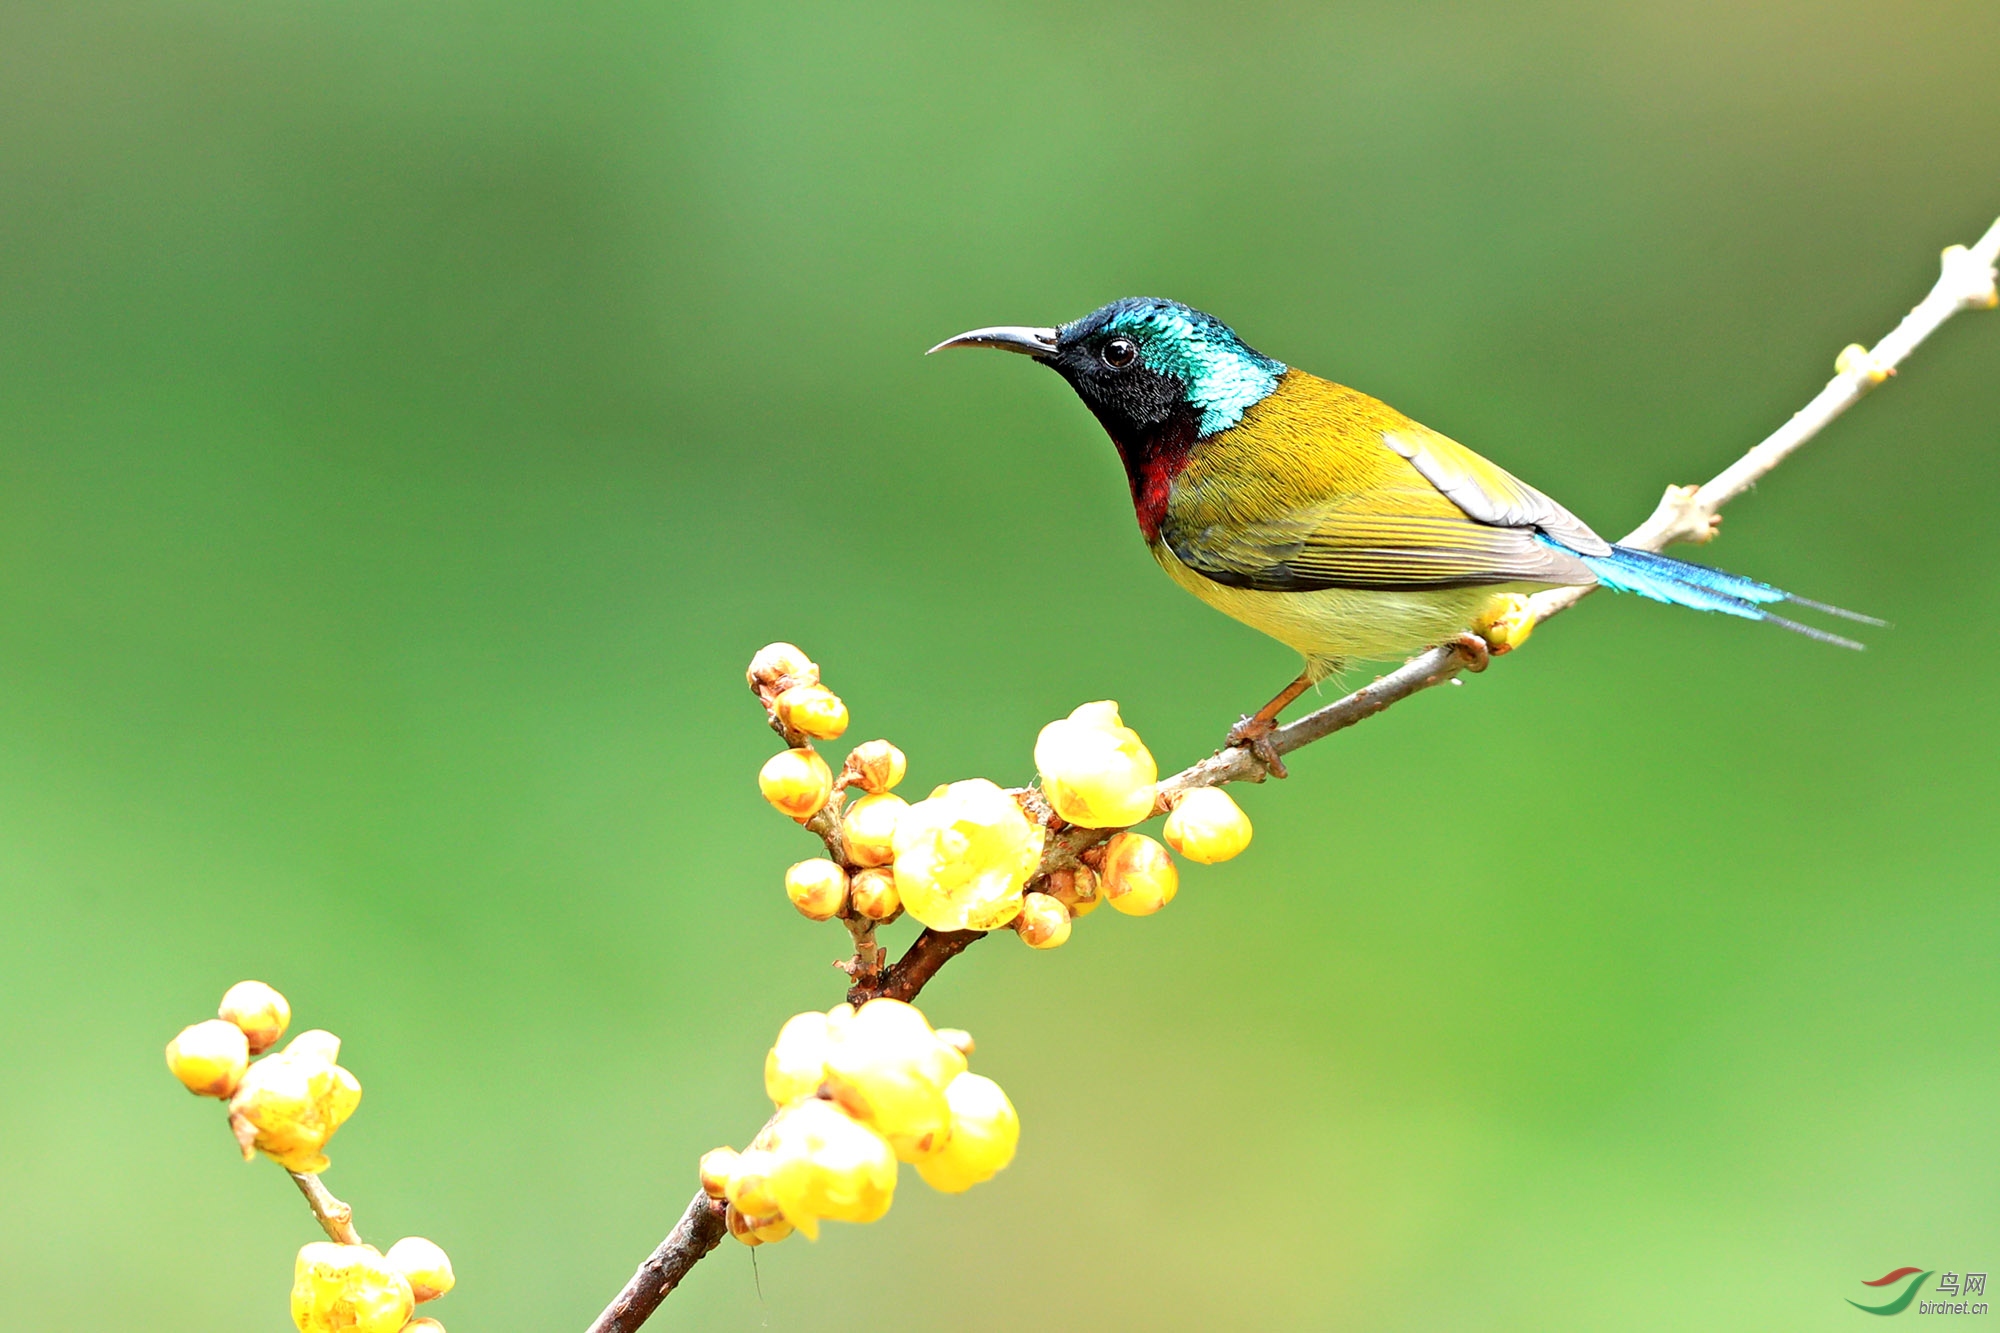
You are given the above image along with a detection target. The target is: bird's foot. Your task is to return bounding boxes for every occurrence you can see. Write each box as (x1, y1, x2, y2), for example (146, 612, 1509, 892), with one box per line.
(1470, 593, 1538, 657)
(1225, 714, 1289, 780)
(1448, 633, 1491, 673)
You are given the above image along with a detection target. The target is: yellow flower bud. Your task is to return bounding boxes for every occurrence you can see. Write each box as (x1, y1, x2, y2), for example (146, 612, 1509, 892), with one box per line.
(763, 1097, 898, 1240)
(1012, 892, 1072, 949)
(1034, 701, 1158, 828)
(774, 684, 850, 740)
(217, 980, 291, 1054)
(405, 1321, 446, 1333)
(750, 1214, 794, 1244)
(290, 1242, 414, 1333)
(723, 1146, 785, 1221)
(1099, 832, 1178, 916)
(765, 1010, 834, 1106)
(1162, 787, 1253, 864)
(760, 748, 833, 821)
(285, 1028, 343, 1064)
(699, 1147, 739, 1200)
(384, 1237, 455, 1304)
(227, 1032, 362, 1173)
(747, 642, 818, 695)
(822, 998, 965, 1161)
(842, 792, 907, 868)
(784, 858, 848, 922)
(843, 739, 906, 793)
(1473, 591, 1537, 656)
(848, 868, 902, 923)
(913, 1072, 1019, 1194)
(725, 1203, 763, 1247)
(1046, 865, 1100, 917)
(933, 1028, 975, 1058)
(165, 1019, 249, 1098)
(891, 778, 1045, 932)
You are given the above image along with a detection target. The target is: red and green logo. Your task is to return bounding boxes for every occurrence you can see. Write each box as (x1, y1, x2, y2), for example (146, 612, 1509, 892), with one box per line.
(1849, 1268, 1932, 1316)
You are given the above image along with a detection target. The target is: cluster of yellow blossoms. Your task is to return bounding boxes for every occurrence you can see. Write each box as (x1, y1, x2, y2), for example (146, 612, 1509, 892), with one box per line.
(291, 1238, 455, 1333)
(749, 644, 1254, 952)
(701, 998, 1017, 1245)
(166, 982, 456, 1333)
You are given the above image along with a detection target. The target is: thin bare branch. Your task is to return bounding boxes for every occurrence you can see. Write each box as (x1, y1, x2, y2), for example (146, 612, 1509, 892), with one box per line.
(586, 1191, 728, 1333)
(289, 1170, 362, 1246)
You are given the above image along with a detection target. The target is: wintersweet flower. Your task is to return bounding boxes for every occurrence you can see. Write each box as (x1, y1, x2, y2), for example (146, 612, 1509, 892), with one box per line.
(843, 739, 906, 793)
(1012, 891, 1072, 949)
(848, 868, 902, 922)
(891, 778, 1045, 931)
(822, 998, 965, 1161)
(784, 858, 848, 921)
(699, 1147, 740, 1200)
(746, 642, 818, 695)
(774, 684, 849, 740)
(228, 1029, 362, 1173)
(723, 1147, 783, 1220)
(217, 980, 291, 1054)
(165, 1019, 250, 1098)
(1099, 832, 1178, 916)
(1161, 787, 1253, 864)
(759, 748, 834, 820)
(913, 1072, 1019, 1194)
(290, 1242, 413, 1333)
(1034, 701, 1158, 828)
(763, 1097, 898, 1240)
(841, 792, 907, 869)
(384, 1236, 455, 1304)
(765, 1008, 839, 1106)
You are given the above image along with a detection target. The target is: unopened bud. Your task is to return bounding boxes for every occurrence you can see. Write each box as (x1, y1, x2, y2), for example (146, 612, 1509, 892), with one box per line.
(751, 1214, 795, 1244)
(765, 1010, 834, 1106)
(725, 1203, 763, 1247)
(724, 1147, 782, 1219)
(1012, 892, 1072, 949)
(1034, 701, 1158, 828)
(934, 1028, 975, 1057)
(760, 748, 833, 820)
(217, 980, 291, 1054)
(1100, 832, 1178, 916)
(848, 868, 903, 923)
(165, 1019, 250, 1098)
(841, 792, 907, 869)
(699, 1147, 739, 1199)
(1045, 865, 1101, 917)
(784, 858, 849, 922)
(774, 684, 849, 740)
(405, 1322, 447, 1333)
(843, 739, 907, 794)
(384, 1237, 455, 1304)
(1162, 787, 1253, 864)
(747, 642, 819, 696)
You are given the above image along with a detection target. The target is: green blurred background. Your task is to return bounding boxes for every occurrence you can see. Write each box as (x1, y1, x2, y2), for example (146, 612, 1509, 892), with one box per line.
(3, 1, 1996, 1328)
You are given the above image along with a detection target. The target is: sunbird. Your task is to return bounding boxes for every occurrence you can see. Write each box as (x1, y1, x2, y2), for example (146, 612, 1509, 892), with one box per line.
(932, 298, 1874, 773)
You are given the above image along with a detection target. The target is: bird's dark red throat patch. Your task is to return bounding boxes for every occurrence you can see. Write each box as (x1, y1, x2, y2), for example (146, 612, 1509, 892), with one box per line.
(1114, 418, 1200, 543)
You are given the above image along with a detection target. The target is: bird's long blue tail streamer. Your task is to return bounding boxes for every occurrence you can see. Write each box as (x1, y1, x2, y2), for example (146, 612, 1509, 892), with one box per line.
(1548, 540, 1882, 649)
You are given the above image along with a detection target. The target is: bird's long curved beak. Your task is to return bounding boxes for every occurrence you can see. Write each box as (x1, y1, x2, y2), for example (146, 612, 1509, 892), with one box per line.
(925, 325, 1059, 358)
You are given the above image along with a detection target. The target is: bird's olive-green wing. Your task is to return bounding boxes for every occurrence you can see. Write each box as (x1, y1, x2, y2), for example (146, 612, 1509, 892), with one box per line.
(1160, 421, 1604, 594)
(1381, 426, 1611, 557)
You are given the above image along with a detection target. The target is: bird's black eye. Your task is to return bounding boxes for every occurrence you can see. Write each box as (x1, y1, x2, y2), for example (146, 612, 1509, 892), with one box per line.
(1101, 337, 1138, 369)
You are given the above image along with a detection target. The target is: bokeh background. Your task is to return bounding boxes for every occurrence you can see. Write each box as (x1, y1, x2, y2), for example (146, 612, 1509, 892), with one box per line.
(4, 2, 1997, 1328)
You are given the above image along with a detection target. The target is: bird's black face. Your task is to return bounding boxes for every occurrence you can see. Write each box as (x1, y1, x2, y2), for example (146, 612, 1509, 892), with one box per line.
(1040, 314, 1193, 448)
